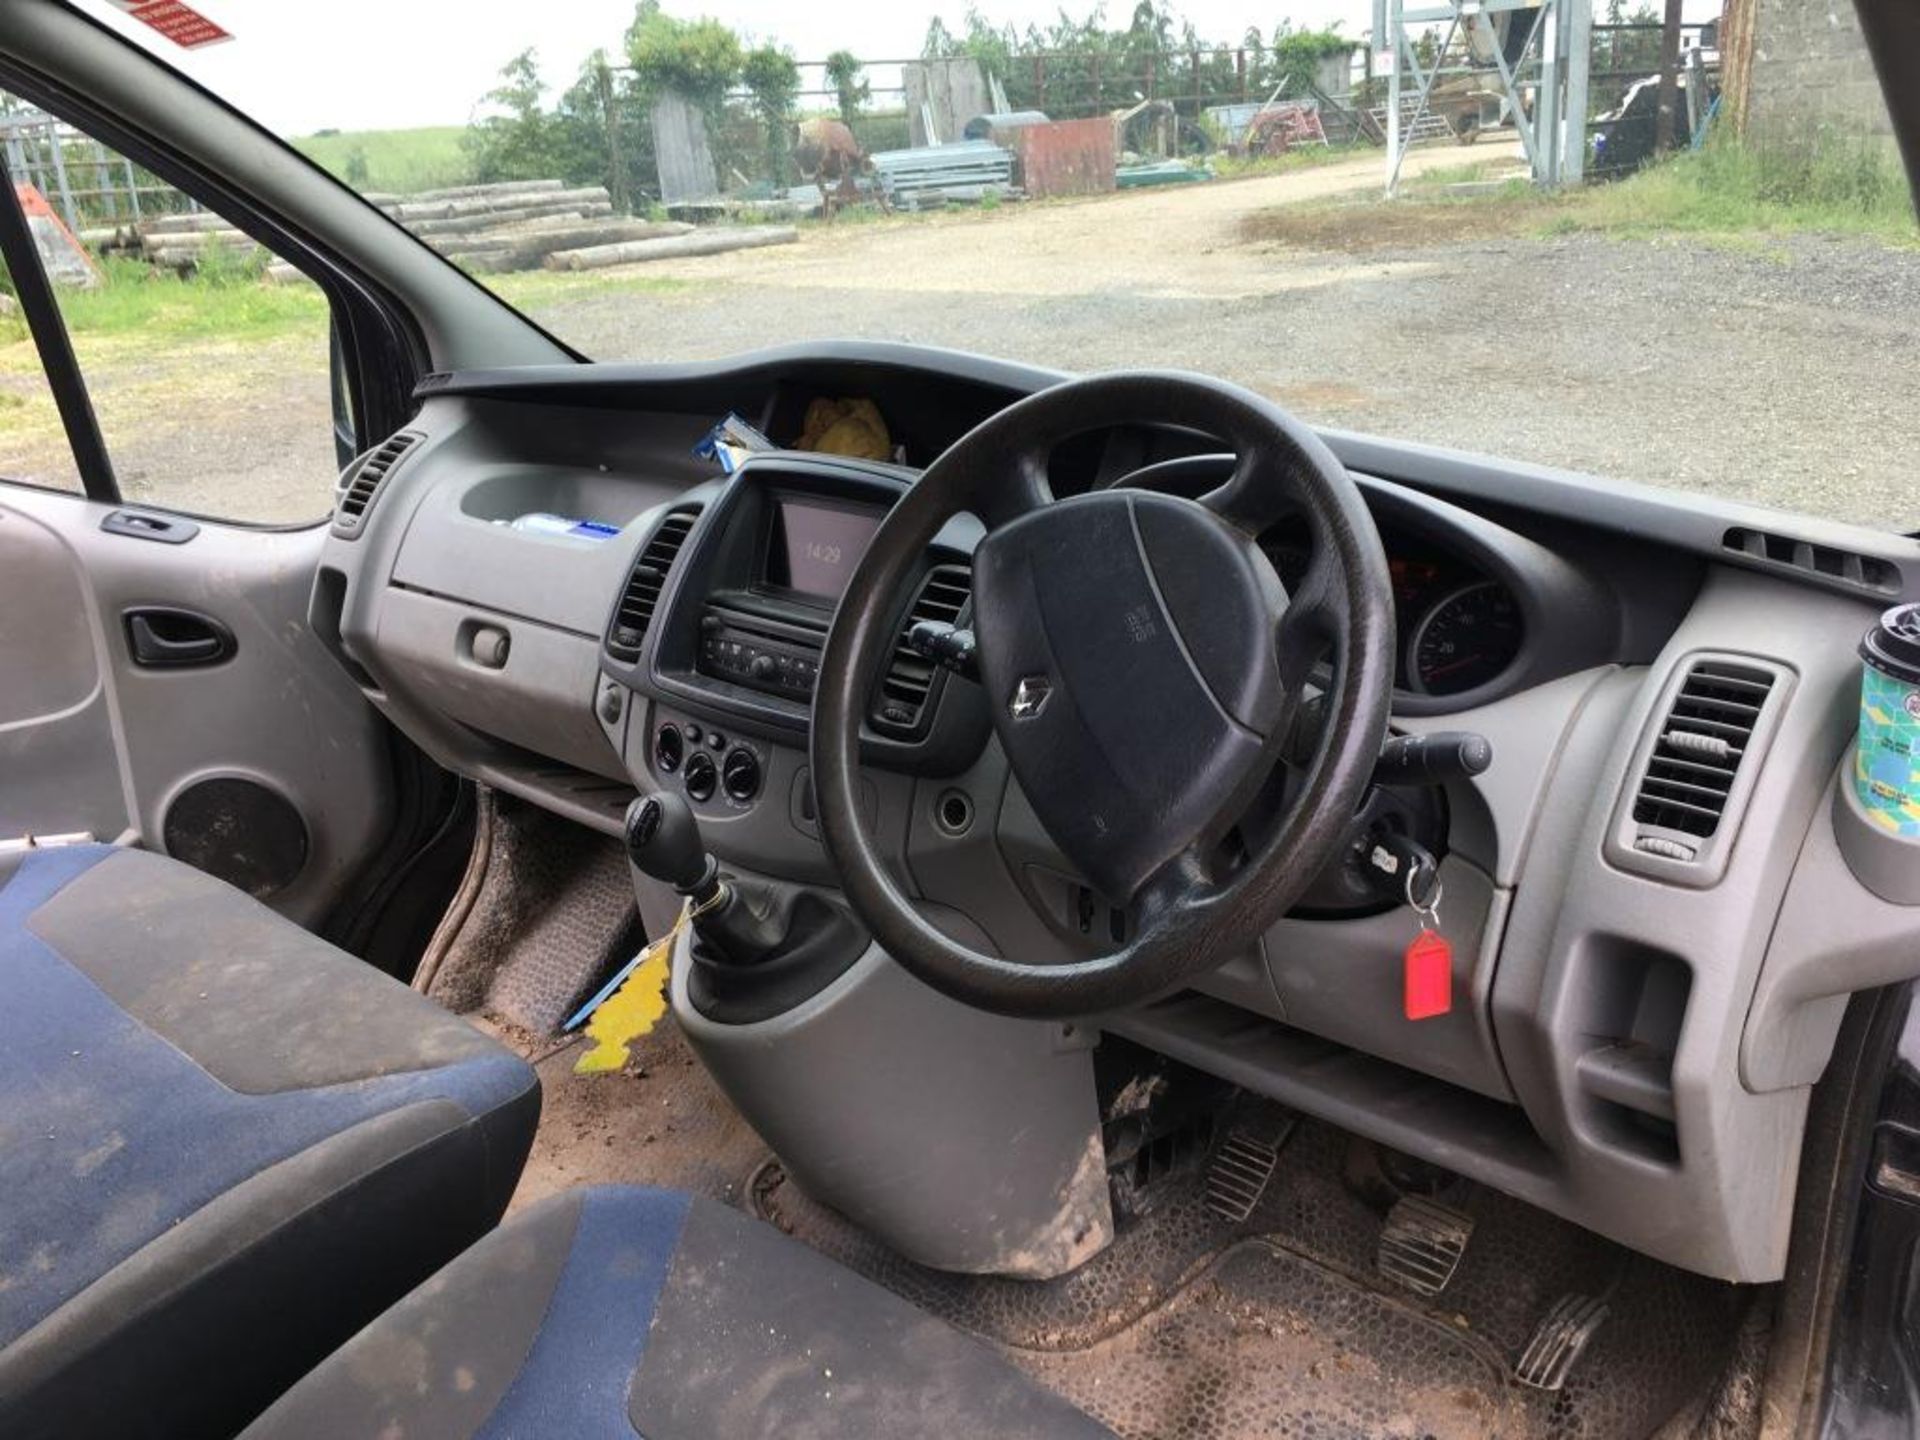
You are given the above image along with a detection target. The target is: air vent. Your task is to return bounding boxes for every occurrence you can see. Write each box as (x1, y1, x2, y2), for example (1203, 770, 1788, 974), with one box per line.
(1723, 527, 1900, 596)
(1630, 660, 1777, 842)
(872, 564, 971, 735)
(606, 508, 700, 660)
(332, 431, 421, 536)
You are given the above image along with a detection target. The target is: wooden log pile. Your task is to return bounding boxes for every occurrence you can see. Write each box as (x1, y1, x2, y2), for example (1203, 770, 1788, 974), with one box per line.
(545, 224, 799, 271)
(87, 179, 802, 280)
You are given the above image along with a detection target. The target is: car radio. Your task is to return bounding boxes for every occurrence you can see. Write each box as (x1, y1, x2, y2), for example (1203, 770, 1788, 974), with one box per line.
(691, 489, 885, 703)
(697, 611, 823, 702)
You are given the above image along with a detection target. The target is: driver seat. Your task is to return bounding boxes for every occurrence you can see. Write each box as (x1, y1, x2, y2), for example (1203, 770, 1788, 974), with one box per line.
(245, 1184, 1116, 1439)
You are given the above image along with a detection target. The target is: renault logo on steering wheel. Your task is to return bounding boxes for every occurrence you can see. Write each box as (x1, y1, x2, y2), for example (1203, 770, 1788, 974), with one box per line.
(1009, 675, 1052, 720)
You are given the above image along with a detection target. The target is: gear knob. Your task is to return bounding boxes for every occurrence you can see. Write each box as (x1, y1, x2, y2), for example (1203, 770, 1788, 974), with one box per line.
(624, 792, 719, 902)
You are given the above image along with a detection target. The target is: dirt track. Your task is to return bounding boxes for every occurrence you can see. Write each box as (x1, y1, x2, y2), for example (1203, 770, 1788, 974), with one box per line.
(536, 140, 1920, 530)
(7, 141, 1918, 531)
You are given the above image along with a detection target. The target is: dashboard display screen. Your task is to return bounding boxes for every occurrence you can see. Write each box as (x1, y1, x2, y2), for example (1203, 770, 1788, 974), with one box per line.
(768, 499, 883, 602)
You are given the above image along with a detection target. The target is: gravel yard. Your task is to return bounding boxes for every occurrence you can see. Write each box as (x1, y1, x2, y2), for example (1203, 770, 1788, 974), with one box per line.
(7, 143, 1918, 529)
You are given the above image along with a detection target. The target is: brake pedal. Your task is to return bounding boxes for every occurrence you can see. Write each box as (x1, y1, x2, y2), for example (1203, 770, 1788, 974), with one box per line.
(1515, 1292, 1609, 1390)
(1204, 1127, 1282, 1222)
(1376, 1193, 1474, 1296)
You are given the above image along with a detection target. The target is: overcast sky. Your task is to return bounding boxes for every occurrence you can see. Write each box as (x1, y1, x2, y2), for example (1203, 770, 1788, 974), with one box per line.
(78, 0, 1384, 135)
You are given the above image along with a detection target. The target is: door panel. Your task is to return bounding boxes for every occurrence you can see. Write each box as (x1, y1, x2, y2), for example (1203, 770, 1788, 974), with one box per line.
(0, 483, 392, 927)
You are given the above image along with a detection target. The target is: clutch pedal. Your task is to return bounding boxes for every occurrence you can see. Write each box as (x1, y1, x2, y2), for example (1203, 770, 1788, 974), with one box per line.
(1376, 1193, 1474, 1296)
(1515, 1292, 1609, 1390)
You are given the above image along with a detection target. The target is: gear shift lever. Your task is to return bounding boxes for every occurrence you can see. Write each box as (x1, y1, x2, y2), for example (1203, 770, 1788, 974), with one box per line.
(624, 791, 783, 968)
(624, 792, 722, 908)
(623, 791, 870, 1017)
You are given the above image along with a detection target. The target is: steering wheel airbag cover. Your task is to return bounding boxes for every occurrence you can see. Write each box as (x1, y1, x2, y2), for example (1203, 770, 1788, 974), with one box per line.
(973, 490, 1284, 902)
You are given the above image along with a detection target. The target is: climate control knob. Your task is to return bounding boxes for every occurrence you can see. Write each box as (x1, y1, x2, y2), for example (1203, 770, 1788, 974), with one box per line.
(721, 746, 762, 803)
(682, 750, 718, 802)
(654, 724, 683, 774)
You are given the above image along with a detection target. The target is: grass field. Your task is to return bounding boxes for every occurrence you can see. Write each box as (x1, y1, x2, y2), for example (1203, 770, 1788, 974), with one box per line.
(291, 126, 475, 195)
(1244, 135, 1918, 253)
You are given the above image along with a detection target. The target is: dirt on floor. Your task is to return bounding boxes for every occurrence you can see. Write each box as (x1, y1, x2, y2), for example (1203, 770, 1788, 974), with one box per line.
(483, 1018, 771, 1217)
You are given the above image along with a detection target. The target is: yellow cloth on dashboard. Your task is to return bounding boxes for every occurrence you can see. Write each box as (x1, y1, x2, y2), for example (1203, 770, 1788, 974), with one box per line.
(796, 396, 891, 461)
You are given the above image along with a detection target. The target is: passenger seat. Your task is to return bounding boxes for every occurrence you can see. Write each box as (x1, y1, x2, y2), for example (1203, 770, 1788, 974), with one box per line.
(246, 1184, 1116, 1438)
(0, 844, 540, 1440)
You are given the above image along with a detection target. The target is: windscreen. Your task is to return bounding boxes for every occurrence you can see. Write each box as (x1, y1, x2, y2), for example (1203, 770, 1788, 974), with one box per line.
(57, 0, 1920, 531)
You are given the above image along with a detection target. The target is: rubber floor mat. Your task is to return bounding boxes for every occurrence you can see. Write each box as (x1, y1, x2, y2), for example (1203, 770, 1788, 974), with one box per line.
(753, 1112, 1756, 1440)
(487, 999, 1758, 1439)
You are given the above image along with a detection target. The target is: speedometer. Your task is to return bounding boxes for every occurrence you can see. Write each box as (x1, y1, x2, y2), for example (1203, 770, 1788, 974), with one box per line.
(1408, 582, 1523, 697)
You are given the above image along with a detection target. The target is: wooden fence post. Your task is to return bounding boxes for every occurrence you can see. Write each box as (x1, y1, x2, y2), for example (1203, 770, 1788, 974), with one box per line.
(1653, 0, 1684, 152)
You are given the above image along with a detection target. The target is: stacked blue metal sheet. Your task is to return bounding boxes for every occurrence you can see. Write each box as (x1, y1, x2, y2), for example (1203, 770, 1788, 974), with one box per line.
(869, 141, 1015, 211)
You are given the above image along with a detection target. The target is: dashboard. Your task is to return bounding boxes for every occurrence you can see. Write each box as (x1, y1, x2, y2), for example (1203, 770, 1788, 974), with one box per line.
(309, 341, 1920, 1290)
(1258, 520, 1523, 697)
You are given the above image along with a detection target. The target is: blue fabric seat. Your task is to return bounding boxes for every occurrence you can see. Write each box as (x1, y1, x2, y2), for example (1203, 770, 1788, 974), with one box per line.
(246, 1184, 1116, 1439)
(0, 844, 540, 1440)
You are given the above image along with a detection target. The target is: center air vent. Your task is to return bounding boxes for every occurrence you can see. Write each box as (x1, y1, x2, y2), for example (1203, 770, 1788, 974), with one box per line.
(606, 508, 700, 661)
(332, 431, 421, 538)
(1614, 656, 1787, 884)
(872, 563, 971, 736)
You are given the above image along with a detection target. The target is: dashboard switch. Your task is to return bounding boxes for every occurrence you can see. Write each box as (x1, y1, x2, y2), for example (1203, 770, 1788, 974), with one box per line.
(683, 750, 718, 802)
(722, 747, 762, 803)
(654, 724, 684, 774)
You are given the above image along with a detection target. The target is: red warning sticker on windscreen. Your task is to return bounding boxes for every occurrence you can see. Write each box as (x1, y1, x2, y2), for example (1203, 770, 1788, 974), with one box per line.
(107, 0, 232, 49)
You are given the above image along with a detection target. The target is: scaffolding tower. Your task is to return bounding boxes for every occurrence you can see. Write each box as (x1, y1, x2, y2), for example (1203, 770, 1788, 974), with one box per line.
(1373, 0, 1594, 194)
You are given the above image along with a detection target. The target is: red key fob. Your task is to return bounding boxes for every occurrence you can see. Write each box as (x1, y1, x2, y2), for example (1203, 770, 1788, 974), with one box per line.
(1404, 929, 1453, 1020)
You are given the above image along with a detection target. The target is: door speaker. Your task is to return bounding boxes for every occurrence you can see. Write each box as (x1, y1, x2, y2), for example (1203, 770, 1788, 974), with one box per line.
(163, 776, 309, 898)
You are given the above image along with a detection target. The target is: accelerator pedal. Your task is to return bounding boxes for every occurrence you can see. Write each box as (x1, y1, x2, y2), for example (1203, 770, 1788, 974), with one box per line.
(1515, 1293, 1610, 1391)
(1204, 1124, 1287, 1222)
(1376, 1193, 1474, 1297)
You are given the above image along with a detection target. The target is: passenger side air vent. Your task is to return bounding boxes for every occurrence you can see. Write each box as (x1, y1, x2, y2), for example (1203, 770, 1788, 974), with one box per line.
(872, 564, 972, 736)
(1611, 655, 1790, 886)
(332, 431, 422, 538)
(606, 508, 700, 661)
(1723, 527, 1900, 596)
(1632, 660, 1775, 839)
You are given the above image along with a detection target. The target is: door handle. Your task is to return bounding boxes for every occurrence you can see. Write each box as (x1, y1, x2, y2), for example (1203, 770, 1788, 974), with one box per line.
(124, 608, 236, 668)
(101, 509, 199, 545)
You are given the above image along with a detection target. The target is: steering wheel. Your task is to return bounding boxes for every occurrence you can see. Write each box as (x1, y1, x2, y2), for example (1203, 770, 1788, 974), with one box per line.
(812, 372, 1395, 1019)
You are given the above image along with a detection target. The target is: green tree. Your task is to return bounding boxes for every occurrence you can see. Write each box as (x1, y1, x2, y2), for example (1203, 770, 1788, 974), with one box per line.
(921, 17, 957, 57)
(462, 49, 563, 183)
(742, 44, 801, 184)
(626, 9, 743, 112)
(1270, 21, 1351, 94)
(824, 49, 870, 124)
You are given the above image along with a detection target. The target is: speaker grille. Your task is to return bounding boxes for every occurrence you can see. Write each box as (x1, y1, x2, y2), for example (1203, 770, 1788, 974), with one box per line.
(163, 777, 309, 898)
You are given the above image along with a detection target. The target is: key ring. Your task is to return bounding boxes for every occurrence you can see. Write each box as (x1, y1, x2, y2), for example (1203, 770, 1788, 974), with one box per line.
(1404, 866, 1443, 932)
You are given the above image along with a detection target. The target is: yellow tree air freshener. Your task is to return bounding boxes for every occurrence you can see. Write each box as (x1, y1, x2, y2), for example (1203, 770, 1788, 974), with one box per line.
(572, 908, 686, 1075)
